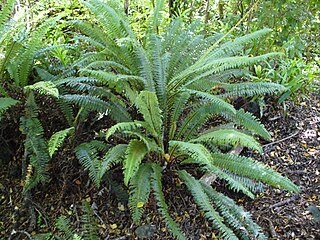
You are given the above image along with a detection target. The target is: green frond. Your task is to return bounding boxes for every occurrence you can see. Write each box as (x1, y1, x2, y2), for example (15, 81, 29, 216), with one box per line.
(16, 15, 63, 86)
(86, 60, 132, 74)
(201, 182, 267, 240)
(178, 170, 238, 239)
(191, 129, 262, 153)
(224, 171, 264, 194)
(129, 163, 153, 223)
(187, 89, 237, 114)
(198, 164, 255, 199)
(0, 0, 15, 33)
(81, 201, 99, 240)
(0, 97, 20, 118)
(234, 109, 271, 140)
(20, 93, 50, 192)
(135, 91, 162, 139)
(211, 152, 299, 192)
(219, 82, 287, 98)
(105, 121, 145, 141)
(123, 139, 148, 186)
(151, 164, 186, 240)
(75, 142, 102, 187)
(148, 34, 167, 109)
(204, 29, 273, 61)
(99, 144, 128, 181)
(169, 141, 212, 166)
(24, 81, 59, 98)
(83, 0, 135, 40)
(48, 127, 74, 157)
(55, 216, 78, 240)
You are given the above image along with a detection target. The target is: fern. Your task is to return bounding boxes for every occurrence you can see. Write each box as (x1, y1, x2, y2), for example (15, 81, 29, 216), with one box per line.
(48, 127, 74, 157)
(75, 142, 102, 187)
(56, 216, 78, 240)
(24, 81, 59, 98)
(135, 91, 162, 139)
(123, 139, 148, 186)
(191, 129, 263, 153)
(210, 152, 299, 192)
(20, 93, 50, 192)
(129, 163, 153, 223)
(0, 97, 20, 118)
(81, 201, 99, 240)
(178, 170, 238, 239)
(151, 164, 186, 240)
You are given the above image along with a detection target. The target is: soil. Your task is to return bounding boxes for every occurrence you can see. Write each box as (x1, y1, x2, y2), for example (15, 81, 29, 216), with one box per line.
(0, 92, 319, 240)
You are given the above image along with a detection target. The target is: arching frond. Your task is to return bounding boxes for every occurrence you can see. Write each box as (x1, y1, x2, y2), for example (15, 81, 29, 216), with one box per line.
(129, 163, 153, 223)
(191, 129, 262, 153)
(48, 127, 74, 157)
(123, 139, 148, 186)
(25, 81, 59, 98)
(178, 170, 238, 240)
(105, 121, 145, 141)
(210, 153, 299, 192)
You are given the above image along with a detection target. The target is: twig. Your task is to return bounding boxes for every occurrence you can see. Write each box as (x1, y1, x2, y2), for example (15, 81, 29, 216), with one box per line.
(9, 229, 34, 240)
(263, 218, 278, 238)
(262, 130, 299, 148)
(269, 194, 300, 209)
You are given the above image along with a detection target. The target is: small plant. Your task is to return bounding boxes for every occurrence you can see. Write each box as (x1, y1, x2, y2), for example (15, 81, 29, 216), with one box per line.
(73, 1, 299, 239)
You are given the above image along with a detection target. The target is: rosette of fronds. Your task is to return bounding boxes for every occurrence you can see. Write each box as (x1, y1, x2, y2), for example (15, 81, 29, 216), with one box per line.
(74, 1, 298, 239)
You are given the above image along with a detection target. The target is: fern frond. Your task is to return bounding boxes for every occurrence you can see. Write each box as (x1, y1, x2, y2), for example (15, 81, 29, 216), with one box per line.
(48, 127, 74, 157)
(55, 216, 78, 240)
(191, 129, 262, 153)
(105, 121, 145, 141)
(151, 164, 186, 240)
(81, 201, 99, 240)
(75, 142, 102, 187)
(123, 139, 148, 186)
(201, 182, 267, 240)
(135, 91, 162, 139)
(178, 170, 238, 239)
(169, 141, 212, 166)
(219, 82, 287, 98)
(17, 15, 63, 86)
(100, 144, 127, 171)
(129, 163, 153, 223)
(0, 0, 15, 33)
(0, 97, 20, 117)
(24, 81, 59, 98)
(233, 109, 271, 140)
(211, 153, 299, 192)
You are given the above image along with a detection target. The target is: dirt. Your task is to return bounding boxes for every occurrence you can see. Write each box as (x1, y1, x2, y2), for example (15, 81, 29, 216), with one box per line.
(0, 93, 319, 239)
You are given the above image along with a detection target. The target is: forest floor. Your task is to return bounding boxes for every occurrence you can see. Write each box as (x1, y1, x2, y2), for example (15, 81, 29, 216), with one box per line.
(0, 92, 319, 240)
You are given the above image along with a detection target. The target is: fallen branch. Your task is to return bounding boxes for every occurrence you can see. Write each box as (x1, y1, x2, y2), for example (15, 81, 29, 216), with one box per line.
(269, 194, 300, 209)
(263, 130, 299, 148)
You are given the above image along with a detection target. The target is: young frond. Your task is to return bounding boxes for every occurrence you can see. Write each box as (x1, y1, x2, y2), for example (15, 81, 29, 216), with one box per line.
(48, 127, 74, 157)
(135, 91, 162, 139)
(105, 121, 145, 141)
(178, 170, 238, 239)
(151, 164, 186, 240)
(211, 153, 299, 192)
(123, 139, 148, 186)
(191, 129, 262, 153)
(24, 81, 59, 98)
(169, 141, 212, 166)
(129, 163, 153, 223)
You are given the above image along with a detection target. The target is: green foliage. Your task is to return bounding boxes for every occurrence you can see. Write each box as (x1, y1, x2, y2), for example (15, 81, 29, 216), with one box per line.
(0, 97, 20, 119)
(48, 127, 74, 157)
